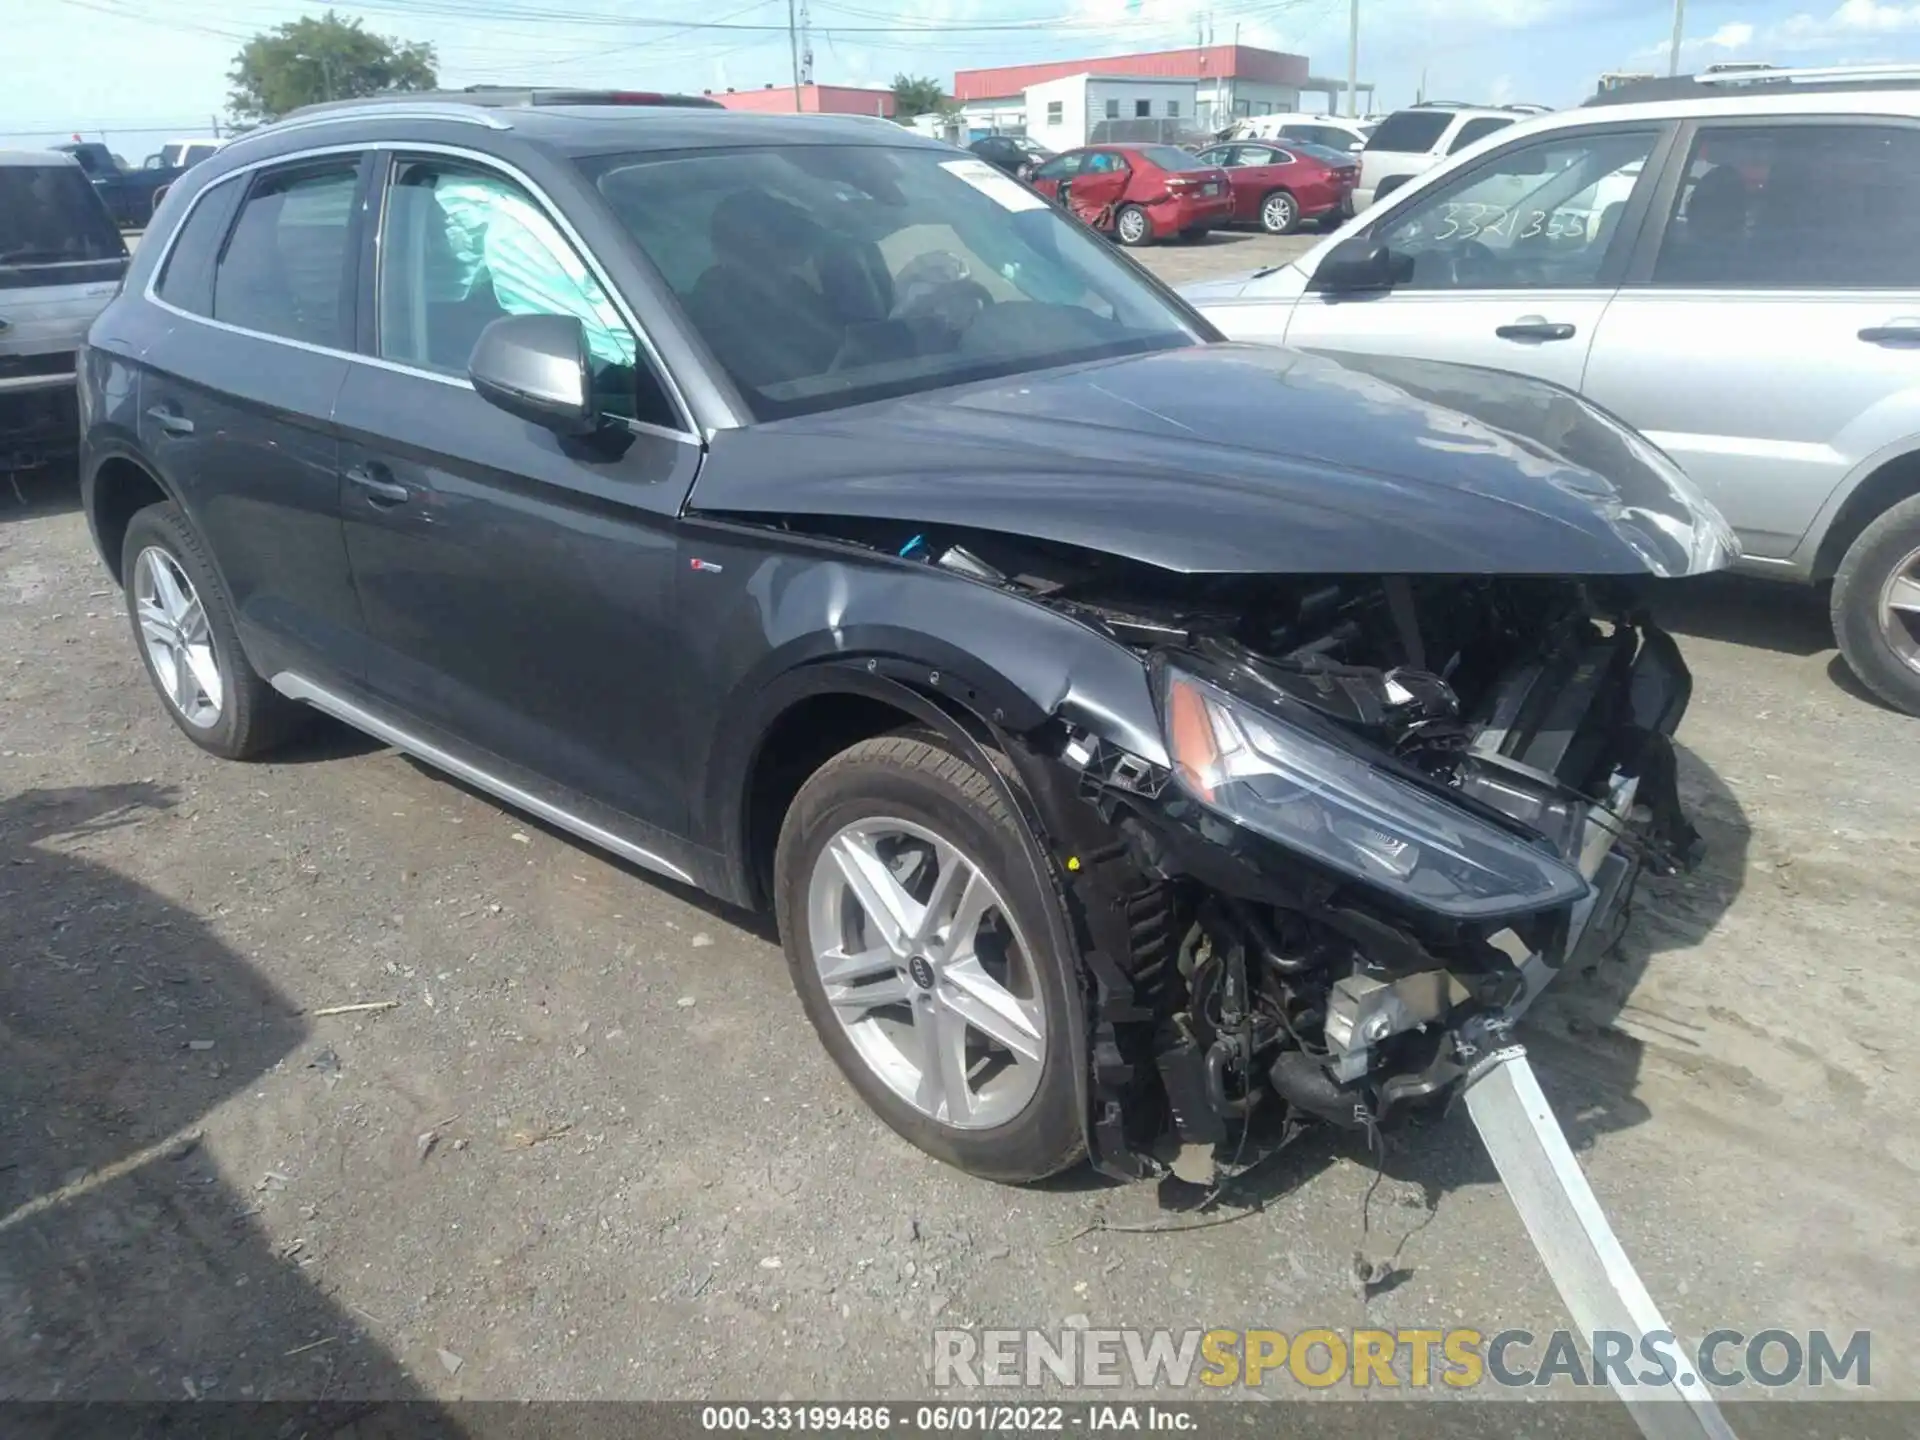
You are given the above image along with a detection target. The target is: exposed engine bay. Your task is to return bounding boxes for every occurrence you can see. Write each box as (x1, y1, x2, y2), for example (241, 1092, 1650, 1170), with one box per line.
(775, 516, 1702, 1180)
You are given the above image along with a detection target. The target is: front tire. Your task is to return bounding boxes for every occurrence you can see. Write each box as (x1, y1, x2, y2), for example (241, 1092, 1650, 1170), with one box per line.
(1259, 189, 1299, 234)
(120, 501, 307, 759)
(1831, 493, 1920, 715)
(774, 733, 1085, 1183)
(1115, 204, 1153, 247)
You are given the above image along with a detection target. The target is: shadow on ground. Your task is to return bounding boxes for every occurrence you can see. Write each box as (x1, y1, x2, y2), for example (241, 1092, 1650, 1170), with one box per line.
(1, 462, 82, 523)
(1650, 572, 1833, 658)
(0, 783, 461, 1431)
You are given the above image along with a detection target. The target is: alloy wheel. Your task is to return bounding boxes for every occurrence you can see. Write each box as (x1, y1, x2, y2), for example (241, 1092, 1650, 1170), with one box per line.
(1117, 209, 1148, 244)
(1881, 544, 1920, 675)
(806, 816, 1047, 1130)
(1263, 193, 1296, 233)
(133, 546, 224, 729)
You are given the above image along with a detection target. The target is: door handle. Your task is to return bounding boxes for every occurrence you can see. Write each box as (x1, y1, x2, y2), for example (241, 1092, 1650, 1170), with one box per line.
(1858, 324, 1920, 345)
(346, 465, 412, 507)
(145, 405, 194, 436)
(1495, 319, 1577, 343)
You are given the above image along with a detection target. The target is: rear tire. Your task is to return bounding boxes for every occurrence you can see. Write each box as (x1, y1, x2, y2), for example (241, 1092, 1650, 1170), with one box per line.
(1115, 204, 1153, 247)
(120, 501, 308, 759)
(1259, 189, 1299, 235)
(774, 733, 1085, 1183)
(1830, 493, 1920, 715)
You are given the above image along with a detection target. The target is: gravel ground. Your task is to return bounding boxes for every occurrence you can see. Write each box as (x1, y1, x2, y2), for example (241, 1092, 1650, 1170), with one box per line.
(3, 229, 1918, 1420)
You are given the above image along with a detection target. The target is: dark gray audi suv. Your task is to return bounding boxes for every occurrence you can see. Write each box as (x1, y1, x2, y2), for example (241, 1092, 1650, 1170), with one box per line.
(78, 92, 1736, 1185)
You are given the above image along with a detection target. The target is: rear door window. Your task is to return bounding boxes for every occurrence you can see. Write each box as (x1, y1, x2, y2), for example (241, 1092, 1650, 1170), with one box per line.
(1650, 123, 1920, 288)
(0, 163, 127, 277)
(212, 161, 361, 348)
(1366, 110, 1453, 154)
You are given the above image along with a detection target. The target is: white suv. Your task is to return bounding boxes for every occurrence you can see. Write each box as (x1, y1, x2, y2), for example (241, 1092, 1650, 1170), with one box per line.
(1230, 113, 1376, 155)
(1186, 67, 1920, 714)
(1357, 102, 1552, 210)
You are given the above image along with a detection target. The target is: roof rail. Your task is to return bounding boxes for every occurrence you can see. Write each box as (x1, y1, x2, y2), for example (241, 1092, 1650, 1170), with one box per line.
(1585, 63, 1920, 106)
(1498, 102, 1554, 114)
(228, 102, 513, 145)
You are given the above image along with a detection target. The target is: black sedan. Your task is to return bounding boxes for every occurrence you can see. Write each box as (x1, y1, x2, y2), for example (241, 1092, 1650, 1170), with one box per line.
(78, 95, 1734, 1186)
(966, 132, 1052, 180)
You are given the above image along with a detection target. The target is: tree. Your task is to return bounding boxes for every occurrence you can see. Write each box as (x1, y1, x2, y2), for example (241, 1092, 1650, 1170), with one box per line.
(229, 11, 437, 124)
(891, 74, 950, 121)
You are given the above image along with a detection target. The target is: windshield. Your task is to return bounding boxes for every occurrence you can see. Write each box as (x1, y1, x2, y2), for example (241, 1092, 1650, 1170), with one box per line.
(0, 164, 126, 268)
(582, 144, 1196, 421)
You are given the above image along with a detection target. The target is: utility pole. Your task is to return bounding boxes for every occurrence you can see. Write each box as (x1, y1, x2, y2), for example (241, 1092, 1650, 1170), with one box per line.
(786, 0, 802, 110)
(1346, 0, 1360, 117)
(1667, 0, 1686, 76)
(799, 0, 814, 85)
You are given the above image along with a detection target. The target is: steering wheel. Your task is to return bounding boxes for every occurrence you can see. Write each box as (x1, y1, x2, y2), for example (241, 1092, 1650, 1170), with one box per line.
(893, 278, 995, 334)
(1439, 239, 1500, 287)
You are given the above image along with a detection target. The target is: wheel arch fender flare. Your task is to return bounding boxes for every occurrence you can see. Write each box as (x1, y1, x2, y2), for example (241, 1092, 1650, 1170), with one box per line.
(720, 654, 1102, 1170)
(1800, 437, 1920, 579)
(82, 441, 187, 580)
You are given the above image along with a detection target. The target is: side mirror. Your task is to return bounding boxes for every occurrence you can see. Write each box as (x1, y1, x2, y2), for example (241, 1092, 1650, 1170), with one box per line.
(468, 314, 599, 437)
(1312, 235, 1406, 292)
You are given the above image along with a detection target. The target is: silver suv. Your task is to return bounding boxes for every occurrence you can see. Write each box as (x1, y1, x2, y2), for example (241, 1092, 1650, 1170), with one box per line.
(1187, 66, 1920, 715)
(1, 151, 129, 484)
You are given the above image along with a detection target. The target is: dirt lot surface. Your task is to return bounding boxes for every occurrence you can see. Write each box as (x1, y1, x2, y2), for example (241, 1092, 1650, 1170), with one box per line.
(4, 229, 1919, 1422)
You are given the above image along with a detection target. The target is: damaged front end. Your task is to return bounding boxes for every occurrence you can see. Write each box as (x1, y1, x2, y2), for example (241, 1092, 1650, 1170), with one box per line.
(979, 556, 1703, 1181)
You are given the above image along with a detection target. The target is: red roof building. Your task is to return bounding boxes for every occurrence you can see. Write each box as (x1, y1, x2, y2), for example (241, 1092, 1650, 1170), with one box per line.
(954, 45, 1310, 103)
(710, 84, 897, 116)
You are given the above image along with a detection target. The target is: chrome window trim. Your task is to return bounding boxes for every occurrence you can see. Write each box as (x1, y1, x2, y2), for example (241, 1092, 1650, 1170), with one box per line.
(142, 138, 701, 442)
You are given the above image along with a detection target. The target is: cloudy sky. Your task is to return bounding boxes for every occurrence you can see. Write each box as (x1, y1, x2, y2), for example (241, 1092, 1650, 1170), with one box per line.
(6, 0, 1919, 151)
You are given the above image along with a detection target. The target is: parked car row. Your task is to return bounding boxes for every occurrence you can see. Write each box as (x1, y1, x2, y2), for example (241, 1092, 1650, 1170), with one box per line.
(1187, 66, 1920, 715)
(71, 87, 1730, 1204)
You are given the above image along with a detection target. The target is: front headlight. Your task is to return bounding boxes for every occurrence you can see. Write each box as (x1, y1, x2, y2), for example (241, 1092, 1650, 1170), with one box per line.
(1161, 668, 1589, 920)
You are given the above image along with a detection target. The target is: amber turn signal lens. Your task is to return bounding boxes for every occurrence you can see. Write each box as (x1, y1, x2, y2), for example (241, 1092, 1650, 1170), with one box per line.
(1165, 676, 1219, 802)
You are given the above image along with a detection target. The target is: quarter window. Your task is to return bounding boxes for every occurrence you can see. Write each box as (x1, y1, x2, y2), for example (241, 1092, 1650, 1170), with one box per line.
(1448, 116, 1515, 154)
(212, 163, 359, 348)
(376, 158, 670, 427)
(155, 179, 239, 314)
(1369, 129, 1657, 290)
(1650, 124, 1920, 289)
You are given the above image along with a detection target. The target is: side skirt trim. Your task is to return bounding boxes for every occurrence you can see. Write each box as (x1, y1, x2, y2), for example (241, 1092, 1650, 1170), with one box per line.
(269, 671, 697, 887)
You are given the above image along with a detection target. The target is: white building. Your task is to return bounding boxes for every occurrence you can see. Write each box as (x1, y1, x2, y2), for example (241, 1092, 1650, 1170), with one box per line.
(1022, 74, 1201, 150)
(952, 45, 1370, 144)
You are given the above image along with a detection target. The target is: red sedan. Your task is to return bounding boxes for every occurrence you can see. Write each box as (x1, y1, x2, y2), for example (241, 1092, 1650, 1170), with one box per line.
(1027, 144, 1234, 247)
(1192, 141, 1358, 234)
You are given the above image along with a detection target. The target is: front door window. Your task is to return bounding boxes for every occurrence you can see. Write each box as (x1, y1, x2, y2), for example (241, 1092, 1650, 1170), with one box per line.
(1370, 129, 1659, 290)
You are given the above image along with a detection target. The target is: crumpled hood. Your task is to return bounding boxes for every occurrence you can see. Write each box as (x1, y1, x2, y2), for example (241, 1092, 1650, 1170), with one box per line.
(689, 342, 1738, 577)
